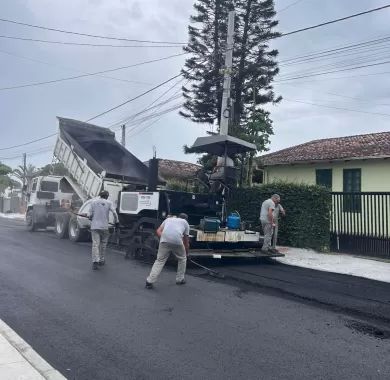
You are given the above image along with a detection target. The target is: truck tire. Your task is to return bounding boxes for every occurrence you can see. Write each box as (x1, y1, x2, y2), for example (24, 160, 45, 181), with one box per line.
(55, 214, 70, 239)
(68, 216, 89, 242)
(26, 210, 37, 232)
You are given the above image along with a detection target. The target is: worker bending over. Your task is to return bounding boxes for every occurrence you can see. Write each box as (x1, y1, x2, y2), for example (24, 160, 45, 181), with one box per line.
(145, 214, 190, 289)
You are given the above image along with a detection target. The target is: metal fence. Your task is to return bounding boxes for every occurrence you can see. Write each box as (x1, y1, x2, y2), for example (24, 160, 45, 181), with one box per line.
(330, 192, 390, 258)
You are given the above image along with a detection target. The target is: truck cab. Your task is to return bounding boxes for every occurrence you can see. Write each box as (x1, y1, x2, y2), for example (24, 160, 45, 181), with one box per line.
(27, 176, 74, 210)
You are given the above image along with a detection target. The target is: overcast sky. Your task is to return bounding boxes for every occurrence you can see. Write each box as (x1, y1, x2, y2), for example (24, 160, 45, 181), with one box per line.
(1, 0, 390, 169)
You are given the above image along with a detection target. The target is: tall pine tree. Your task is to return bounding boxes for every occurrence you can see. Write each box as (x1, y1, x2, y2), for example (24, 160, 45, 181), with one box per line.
(181, 0, 281, 184)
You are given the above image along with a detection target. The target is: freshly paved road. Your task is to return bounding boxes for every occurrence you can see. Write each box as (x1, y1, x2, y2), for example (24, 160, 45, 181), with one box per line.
(1, 217, 390, 380)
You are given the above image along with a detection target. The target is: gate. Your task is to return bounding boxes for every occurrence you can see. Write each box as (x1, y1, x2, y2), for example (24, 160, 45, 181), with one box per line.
(331, 192, 390, 258)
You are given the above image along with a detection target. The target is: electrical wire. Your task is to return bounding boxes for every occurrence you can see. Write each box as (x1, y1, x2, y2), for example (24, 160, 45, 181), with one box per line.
(108, 77, 185, 129)
(0, 74, 183, 151)
(126, 81, 188, 138)
(279, 35, 390, 64)
(275, 83, 390, 107)
(0, 146, 53, 161)
(275, 59, 390, 82)
(0, 17, 186, 45)
(278, 0, 307, 14)
(283, 98, 390, 117)
(0, 53, 186, 91)
(0, 34, 184, 48)
(85, 73, 183, 122)
(0, 48, 152, 86)
(0, 134, 57, 151)
(281, 4, 390, 37)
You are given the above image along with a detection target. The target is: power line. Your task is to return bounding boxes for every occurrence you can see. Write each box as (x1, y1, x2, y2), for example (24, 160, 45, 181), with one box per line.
(0, 145, 54, 161)
(276, 59, 390, 82)
(281, 4, 390, 37)
(277, 70, 390, 85)
(0, 48, 152, 86)
(0, 34, 183, 48)
(279, 49, 390, 79)
(125, 79, 188, 137)
(0, 53, 186, 91)
(276, 83, 390, 107)
(278, 0, 307, 14)
(284, 98, 390, 117)
(0, 134, 57, 151)
(0, 17, 186, 45)
(279, 35, 390, 65)
(108, 77, 185, 129)
(86, 73, 183, 122)
(0, 74, 183, 151)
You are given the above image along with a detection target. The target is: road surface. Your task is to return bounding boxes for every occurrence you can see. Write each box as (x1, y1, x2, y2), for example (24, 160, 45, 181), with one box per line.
(1, 217, 389, 379)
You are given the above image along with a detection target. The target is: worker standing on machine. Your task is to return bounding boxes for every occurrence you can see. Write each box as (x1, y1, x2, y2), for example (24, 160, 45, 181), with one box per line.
(89, 190, 119, 270)
(145, 213, 190, 289)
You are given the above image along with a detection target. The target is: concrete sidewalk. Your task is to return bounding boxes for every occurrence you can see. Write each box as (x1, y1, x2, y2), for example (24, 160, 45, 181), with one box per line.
(274, 247, 390, 283)
(0, 319, 65, 380)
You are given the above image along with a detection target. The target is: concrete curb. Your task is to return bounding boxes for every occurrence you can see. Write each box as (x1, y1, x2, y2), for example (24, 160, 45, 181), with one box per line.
(0, 319, 66, 380)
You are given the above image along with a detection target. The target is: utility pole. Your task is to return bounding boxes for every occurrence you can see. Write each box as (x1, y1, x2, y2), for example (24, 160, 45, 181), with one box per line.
(22, 153, 27, 189)
(121, 124, 126, 146)
(219, 10, 235, 136)
(22, 153, 27, 208)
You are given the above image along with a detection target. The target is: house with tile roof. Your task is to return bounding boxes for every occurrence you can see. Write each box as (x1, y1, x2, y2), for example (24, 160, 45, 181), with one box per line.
(144, 159, 201, 182)
(258, 132, 390, 192)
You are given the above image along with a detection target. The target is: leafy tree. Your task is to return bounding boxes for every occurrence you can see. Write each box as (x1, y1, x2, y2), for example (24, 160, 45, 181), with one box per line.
(181, 0, 232, 124)
(0, 162, 19, 193)
(181, 0, 281, 185)
(0, 162, 11, 176)
(38, 163, 69, 176)
(12, 164, 39, 190)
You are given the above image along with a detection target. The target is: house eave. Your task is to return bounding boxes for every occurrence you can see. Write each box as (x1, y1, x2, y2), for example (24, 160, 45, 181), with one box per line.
(260, 155, 390, 167)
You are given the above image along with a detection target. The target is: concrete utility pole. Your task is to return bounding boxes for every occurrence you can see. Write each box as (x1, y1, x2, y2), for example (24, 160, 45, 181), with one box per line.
(22, 153, 26, 189)
(219, 10, 235, 136)
(121, 124, 126, 146)
(22, 153, 27, 209)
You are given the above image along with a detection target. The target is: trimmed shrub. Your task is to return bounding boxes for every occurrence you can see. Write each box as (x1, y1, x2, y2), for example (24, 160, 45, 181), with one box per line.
(228, 182, 331, 252)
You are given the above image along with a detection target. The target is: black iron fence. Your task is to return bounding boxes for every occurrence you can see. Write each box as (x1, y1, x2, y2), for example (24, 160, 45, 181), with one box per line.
(331, 192, 390, 258)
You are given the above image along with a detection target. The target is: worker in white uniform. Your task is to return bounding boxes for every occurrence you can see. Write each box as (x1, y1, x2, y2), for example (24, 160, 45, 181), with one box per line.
(272, 203, 286, 252)
(88, 190, 119, 270)
(145, 213, 190, 289)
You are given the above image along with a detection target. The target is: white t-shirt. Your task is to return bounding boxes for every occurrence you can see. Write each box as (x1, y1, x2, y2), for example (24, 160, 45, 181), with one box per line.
(160, 217, 190, 245)
(260, 198, 275, 223)
(89, 197, 118, 230)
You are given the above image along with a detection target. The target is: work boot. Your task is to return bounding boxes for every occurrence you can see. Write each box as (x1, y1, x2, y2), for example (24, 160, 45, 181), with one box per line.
(176, 279, 186, 285)
(92, 262, 99, 270)
(145, 281, 154, 289)
(98, 260, 105, 266)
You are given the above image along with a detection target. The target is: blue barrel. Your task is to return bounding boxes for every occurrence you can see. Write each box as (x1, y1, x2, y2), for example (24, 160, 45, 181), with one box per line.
(227, 212, 241, 230)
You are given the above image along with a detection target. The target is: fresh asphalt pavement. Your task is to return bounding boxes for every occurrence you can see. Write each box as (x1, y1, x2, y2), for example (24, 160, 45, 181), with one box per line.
(0, 217, 389, 380)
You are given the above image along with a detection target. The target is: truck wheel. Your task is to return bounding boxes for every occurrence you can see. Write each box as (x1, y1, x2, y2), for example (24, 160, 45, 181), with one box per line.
(26, 210, 36, 232)
(144, 234, 159, 259)
(68, 216, 89, 242)
(55, 214, 70, 239)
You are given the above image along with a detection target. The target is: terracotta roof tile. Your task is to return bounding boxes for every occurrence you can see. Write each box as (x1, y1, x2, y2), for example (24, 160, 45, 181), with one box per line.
(260, 132, 390, 166)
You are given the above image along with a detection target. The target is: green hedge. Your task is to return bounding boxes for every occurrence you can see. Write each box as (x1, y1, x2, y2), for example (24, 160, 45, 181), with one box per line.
(228, 182, 331, 252)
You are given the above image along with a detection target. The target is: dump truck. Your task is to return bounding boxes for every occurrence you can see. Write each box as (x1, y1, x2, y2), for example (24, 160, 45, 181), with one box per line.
(26, 117, 283, 259)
